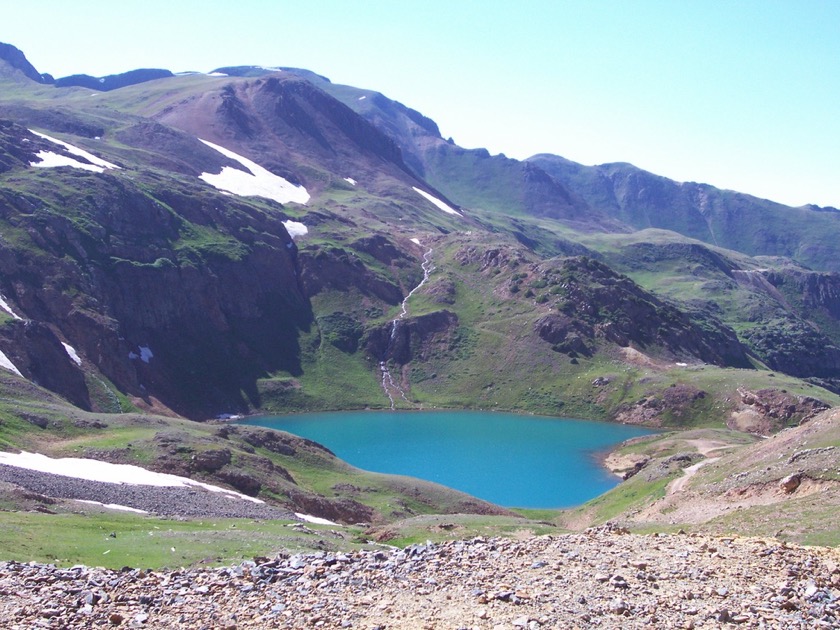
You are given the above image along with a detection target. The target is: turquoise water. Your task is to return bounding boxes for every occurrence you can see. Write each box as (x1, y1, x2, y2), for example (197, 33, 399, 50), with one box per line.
(241, 410, 655, 508)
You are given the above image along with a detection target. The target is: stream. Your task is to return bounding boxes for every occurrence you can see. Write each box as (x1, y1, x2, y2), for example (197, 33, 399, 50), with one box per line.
(379, 247, 434, 409)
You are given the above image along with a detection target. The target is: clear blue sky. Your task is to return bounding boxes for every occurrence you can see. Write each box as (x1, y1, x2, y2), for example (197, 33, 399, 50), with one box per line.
(3, 0, 839, 208)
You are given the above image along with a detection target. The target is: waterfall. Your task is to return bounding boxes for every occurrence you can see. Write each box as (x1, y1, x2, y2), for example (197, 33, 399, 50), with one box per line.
(379, 247, 434, 409)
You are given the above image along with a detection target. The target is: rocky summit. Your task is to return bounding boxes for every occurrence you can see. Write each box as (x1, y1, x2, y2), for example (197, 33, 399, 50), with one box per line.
(1, 529, 839, 629)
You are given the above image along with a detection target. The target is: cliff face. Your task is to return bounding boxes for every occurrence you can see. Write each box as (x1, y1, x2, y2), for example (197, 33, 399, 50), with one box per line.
(0, 123, 311, 417)
(532, 257, 750, 367)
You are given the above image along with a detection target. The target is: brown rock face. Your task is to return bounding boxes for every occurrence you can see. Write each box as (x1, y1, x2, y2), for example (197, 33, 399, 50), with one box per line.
(530, 257, 750, 367)
(0, 320, 90, 409)
(731, 388, 830, 434)
(364, 310, 459, 365)
(191, 449, 232, 473)
(0, 141, 312, 417)
(298, 246, 402, 304)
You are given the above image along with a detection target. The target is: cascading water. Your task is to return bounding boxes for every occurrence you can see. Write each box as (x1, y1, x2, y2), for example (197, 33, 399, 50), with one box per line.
(379, 247, 434, 409)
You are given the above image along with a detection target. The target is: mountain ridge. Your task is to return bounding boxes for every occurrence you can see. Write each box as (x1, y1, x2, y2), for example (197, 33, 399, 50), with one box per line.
(2, 41, 840, 418)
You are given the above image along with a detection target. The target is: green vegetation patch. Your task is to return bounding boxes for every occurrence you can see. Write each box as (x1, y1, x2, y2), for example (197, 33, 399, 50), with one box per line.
(0, 511, 359, 569)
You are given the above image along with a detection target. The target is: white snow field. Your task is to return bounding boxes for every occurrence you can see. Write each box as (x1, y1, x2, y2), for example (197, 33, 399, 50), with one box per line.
(0, 349, 23, 377)
(198, 139, 310, 205)
(61, 342, 82, 366)
(0, 451, 264, 503)
(282, 220, 308, 238)
(29, 130, 121, 173)
(412, 187, 462, 216)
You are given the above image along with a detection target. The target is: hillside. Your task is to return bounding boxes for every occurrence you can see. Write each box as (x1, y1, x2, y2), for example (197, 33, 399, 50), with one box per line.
(1, 43, 840, 422)
(0, 41, 839, 568)
(568, 406, 840, 546)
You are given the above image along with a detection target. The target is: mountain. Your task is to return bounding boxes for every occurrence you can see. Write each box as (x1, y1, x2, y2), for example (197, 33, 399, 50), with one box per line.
(0, 43, 48, 83)
(53, 68, 174, 91)
(1, 43, 840, 428)
(2, 42, 840, 551)
(304, 71, 840, 273)
(528, 155, 840, 272)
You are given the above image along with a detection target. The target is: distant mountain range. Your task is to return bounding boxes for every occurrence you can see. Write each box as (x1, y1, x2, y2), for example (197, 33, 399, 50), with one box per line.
(1, 40, 840, 427)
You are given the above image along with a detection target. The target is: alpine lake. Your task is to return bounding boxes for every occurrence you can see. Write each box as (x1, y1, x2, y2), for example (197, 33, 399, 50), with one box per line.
(241, 411, 655, 509)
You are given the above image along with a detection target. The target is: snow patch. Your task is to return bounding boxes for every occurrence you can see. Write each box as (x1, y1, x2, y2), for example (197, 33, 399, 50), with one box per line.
(344, 177, 357, 185)
(283, 220, 308, 238)
(207, 72, 228, 77)
(30, 151, 106, 173)
(198, 139, 310, 205)
(295, 513, 339, 526)
(412, 187, 462, 216)
(0, 349, 23, 377)
(0, 451, 264, 503)
(358, 96, 367, 101)
(0, 294, 22, 320)
(129, 346, 153, 363)
(410, 238, 421, 245)
(76, 500, 149, 514)
(61, 342, 82, 366)
(29, 130, 120, 171)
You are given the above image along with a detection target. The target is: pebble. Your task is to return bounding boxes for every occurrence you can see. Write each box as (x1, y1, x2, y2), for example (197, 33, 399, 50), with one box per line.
(0, 529, 837, 629)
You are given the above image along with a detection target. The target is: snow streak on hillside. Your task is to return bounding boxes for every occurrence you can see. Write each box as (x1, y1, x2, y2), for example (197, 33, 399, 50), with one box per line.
(28, 130, 121, 173)
(412, 187, 461, 216)
(0, 349, 22, 377)
(198, 139, 310, 205)
(61, 342, 82, 366)
(0, 294, 22, 320)
(0, 451, 263, 503)
(282, 220, 308, 238)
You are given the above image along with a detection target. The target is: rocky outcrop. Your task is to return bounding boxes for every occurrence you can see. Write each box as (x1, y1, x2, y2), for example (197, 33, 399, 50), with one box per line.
(190, 448, 232, 473)
(285, 490, 376, 524)
(534, 313, 594, 357)
(0, 320, 91, 409)
(364, 310, 459, 365)
(299, 246, 402, 304)
(614, 384, 712, 427)
(778, 269, 840, 319)
(742, 320, 840, 380)
(349, 234, 409, 266)
(0, 135, 312, 417)
(534, 257, 750, 367)
(729, 388, 830, 434)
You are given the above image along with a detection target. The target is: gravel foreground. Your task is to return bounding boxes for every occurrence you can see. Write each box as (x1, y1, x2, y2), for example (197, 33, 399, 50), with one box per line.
(1, 528, 839, 629)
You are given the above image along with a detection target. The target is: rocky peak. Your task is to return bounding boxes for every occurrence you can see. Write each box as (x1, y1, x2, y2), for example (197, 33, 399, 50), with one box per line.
(0, 42, 47, 83)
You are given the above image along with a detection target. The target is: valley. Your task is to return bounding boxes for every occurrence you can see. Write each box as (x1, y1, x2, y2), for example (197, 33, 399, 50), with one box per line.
(0, 40, 838, 627)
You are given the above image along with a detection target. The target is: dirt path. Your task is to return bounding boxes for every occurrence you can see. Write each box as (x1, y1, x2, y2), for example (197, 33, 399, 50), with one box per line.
(682, 438, 734, 456)
(667, 457, 720, 494)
